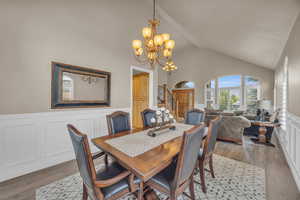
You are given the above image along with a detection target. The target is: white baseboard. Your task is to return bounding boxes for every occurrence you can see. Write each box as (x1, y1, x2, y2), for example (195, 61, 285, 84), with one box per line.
(276, 112, 300, 191)
(0, 108, 130, 182)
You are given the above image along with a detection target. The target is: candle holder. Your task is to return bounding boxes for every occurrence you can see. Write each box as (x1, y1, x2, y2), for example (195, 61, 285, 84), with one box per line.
(147, 107, 176, 137)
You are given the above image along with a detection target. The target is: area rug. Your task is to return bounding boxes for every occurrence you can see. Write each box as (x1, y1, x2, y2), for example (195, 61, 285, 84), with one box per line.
(36, 155, 265, 200)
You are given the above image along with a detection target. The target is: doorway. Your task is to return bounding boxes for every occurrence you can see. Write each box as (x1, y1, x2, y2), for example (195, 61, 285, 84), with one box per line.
(131, 68, 151, 129)
(172, 89, 195, 118)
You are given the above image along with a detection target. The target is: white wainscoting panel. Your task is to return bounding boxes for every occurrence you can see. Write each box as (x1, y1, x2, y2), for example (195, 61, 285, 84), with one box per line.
(276, 112, 300, 191)
(0, 108, 130, 182)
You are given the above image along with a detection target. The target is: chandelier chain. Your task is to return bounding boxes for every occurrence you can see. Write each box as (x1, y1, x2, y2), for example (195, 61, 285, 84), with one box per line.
(153, 0, 156, 20)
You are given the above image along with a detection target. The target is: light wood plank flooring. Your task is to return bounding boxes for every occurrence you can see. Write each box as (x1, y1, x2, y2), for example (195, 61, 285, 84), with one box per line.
(0, 136, 299, 200)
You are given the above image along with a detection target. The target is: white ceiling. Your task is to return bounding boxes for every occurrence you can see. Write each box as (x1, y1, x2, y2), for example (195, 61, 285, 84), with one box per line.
(155, 0, 300, 69)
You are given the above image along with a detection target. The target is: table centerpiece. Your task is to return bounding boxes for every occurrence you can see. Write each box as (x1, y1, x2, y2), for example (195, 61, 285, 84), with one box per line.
(147, 107, 176, 137)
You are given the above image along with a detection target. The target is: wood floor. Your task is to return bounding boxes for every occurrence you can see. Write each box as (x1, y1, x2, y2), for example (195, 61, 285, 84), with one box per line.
(0, 136, 299, 200)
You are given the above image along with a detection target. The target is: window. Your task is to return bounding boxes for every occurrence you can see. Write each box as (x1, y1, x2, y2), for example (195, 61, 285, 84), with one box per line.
(205, 80, 215, 109)
(205, 75, 261, 111)
(245, 76, 260, 112)
(175, 81, 195, 89)
(218, 75, 241, 111)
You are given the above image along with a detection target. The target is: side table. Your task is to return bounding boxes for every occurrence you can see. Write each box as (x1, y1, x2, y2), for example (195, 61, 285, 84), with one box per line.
(250, 121, 280, 147)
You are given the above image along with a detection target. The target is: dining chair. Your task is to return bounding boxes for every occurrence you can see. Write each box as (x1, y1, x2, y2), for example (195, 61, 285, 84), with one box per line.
(106, 111, 131, 135)
(67, 124, 142, 200)
(196, 117, 222, 193)
(141, 108, 156, 128)
(106, 111, 131, 166)
(185, 108, 205, 125)
(145, 125, 206, 200)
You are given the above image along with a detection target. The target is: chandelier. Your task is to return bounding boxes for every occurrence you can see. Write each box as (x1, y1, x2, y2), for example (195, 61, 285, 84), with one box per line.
(131, 0, 177, 71)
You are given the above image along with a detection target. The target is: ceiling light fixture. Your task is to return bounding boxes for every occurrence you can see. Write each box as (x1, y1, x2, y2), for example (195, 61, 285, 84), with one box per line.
(132, 0, 177, 71)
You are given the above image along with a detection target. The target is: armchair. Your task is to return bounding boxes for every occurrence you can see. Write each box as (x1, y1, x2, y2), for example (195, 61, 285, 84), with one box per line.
(67, 124, 142, 200)
(145, 125, 206, 200)
(218, 116, 251, 144)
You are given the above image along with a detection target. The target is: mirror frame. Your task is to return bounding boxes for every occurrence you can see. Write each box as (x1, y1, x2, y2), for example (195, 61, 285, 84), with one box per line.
(51, 62, 111, 109)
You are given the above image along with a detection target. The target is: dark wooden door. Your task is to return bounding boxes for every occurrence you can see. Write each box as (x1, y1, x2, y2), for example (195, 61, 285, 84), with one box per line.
(173, 89, 194, 118)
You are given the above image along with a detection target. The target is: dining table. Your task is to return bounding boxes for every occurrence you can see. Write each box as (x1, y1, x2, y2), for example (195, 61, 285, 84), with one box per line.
(92, 123, 200, 181)
(91, 123, 206, 199)
(92, 123, 207, 200)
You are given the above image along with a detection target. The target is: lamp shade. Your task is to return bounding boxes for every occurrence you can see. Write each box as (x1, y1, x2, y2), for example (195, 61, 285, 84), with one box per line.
(132, 40, 142, 49)
(142, 27, 152, 38)
(161, 33, 170, 42)
(165, 40, 175, 49)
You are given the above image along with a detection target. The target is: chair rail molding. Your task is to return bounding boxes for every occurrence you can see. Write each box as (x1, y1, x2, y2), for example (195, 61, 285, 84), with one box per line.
(276, 112, 300, 191)
(0, 108, 130, 182)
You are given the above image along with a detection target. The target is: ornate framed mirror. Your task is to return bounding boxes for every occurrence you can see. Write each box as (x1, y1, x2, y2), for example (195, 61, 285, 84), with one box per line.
(51, 62, 111, 108)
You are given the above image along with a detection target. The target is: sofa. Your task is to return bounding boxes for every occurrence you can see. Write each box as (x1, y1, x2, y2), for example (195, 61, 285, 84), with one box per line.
(217, 116, 251, 144)
(204, 108, 252, 144)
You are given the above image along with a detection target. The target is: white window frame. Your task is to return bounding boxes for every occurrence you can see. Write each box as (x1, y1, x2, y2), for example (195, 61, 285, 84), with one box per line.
(205, 75, 262, 111)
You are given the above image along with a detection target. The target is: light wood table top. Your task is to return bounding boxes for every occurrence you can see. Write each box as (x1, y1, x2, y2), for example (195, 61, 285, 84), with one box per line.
(92, 126, 195, 182)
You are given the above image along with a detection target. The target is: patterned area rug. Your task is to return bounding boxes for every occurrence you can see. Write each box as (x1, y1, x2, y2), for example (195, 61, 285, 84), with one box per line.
(36, 155, 265, 200)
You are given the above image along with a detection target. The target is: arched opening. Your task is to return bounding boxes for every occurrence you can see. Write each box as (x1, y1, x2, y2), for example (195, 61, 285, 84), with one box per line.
(174, 81, 195, 89)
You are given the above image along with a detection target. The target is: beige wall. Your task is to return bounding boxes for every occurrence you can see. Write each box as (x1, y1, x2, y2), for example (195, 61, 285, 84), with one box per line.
(166, 46, 274, 106)
(0, 0, 158, 114)
(275, 13, 300, 116)
(158, 65, 169, 85)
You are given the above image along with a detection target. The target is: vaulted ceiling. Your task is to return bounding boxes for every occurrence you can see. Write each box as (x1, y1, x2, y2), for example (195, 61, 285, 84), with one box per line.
(155, 0, 300, 69)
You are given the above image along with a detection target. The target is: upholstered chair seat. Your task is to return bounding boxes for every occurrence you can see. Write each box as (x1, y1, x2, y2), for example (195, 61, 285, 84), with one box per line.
(146, 161, 177, 191)
(96, 162, 141, 199)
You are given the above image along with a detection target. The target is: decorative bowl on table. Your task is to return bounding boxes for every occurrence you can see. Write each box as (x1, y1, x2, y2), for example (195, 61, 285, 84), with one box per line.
(147, 107, 176, 137)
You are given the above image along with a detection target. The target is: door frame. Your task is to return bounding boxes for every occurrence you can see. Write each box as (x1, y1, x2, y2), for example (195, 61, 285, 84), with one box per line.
(130, 66, 154, 125)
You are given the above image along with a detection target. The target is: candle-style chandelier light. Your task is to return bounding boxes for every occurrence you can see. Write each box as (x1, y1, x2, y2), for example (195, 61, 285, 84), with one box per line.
(131, 0, 178, 71)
